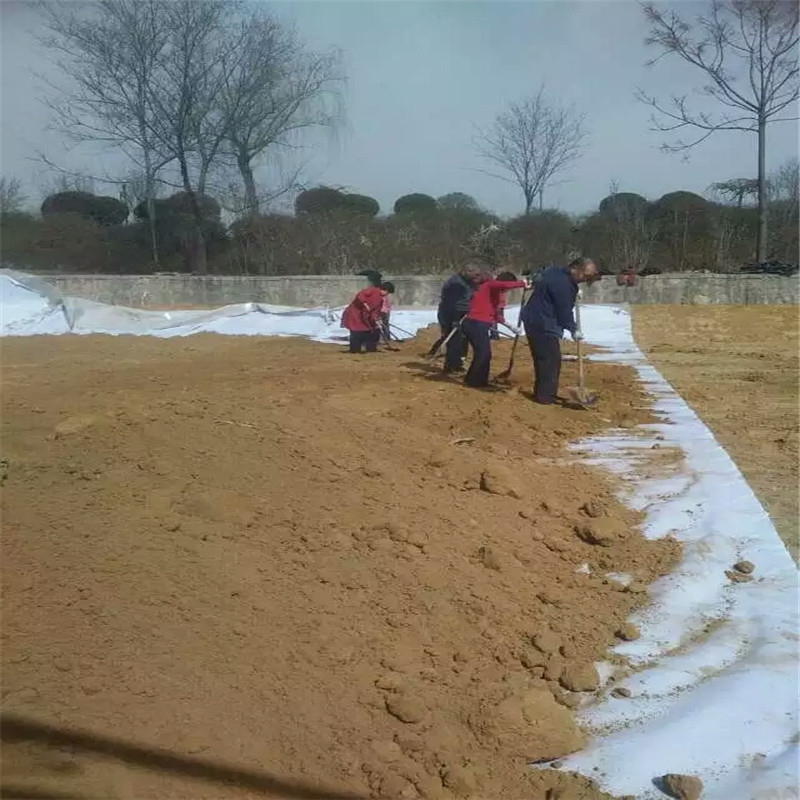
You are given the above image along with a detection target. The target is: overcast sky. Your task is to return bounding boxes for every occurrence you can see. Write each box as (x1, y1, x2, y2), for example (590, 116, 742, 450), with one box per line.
(1, 0, 797, 216)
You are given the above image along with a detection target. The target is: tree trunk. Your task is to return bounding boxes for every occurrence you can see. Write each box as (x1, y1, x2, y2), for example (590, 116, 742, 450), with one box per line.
(144, 177, 160, 270)
(178, 153, 207, 275)
(538, 190, 544, 211)
(141, 146, 160, 269)
(237, 151, 259, 217)
(756, 115, 768, 263)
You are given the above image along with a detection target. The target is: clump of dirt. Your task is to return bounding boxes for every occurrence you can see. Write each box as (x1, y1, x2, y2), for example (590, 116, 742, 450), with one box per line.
(659, 773, 704, 799)
(1, 332, 680, 800)
(615, 623, 641, 642)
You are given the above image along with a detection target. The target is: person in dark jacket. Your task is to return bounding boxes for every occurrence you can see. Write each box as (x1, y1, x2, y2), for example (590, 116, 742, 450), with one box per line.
(520, 257, 600, 404)
(463, 271, 528, 388)
(428, 265, 481, 371)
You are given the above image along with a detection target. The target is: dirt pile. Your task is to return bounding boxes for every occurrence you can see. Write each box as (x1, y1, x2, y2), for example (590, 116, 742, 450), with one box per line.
(1, 331, 679, 799)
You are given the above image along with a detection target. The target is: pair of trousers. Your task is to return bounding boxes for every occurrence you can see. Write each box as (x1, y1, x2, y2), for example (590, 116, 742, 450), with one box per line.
(349, 329, 379, 353)
(462, 319, 493, 387)
(524, 325, 561, 403)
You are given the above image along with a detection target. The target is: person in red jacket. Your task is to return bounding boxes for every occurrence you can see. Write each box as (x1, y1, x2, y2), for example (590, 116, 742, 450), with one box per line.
(341, 282, 395, 353)
(462, 270, 529, 388)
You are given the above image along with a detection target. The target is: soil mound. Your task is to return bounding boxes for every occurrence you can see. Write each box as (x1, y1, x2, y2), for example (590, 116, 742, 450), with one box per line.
(1, 331, 678, 799)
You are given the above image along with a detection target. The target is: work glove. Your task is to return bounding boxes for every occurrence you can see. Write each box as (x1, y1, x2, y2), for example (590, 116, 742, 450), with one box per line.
(573, 330, 584, 342)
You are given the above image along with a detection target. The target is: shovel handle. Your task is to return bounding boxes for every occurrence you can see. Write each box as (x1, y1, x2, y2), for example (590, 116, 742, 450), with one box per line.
(575, 293, 585, 391)
(428, 320, 461, 359)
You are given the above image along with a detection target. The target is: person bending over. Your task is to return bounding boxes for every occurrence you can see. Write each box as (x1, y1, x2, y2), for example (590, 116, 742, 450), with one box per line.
(341, 281, 395, 353)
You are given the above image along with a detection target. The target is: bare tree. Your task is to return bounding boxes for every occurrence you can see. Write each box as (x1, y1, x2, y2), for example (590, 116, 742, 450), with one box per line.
(42, 171, 97, 196)
(0, 177, 27, 215)
(40, 0, 174, 266)
(144, 0, 249, 273)
(475, 86, 586, 214)
(218, 11, 343, 217)
(710, 178, 760, 207)
(638, 0, 799, 262)
(217, 161, 304, 218)
(767, 156, 799, 259)
(769, 156, 799, 203)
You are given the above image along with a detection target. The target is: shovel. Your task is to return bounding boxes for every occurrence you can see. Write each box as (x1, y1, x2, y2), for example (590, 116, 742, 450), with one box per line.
(564, 292, 597, 408)
(494, 286, 532, 383)
(426, 319, 462, 360)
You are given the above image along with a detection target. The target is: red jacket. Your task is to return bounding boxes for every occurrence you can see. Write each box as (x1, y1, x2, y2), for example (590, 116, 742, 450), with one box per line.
(341, 287, 384, 332)
(466, 279, 525, 324)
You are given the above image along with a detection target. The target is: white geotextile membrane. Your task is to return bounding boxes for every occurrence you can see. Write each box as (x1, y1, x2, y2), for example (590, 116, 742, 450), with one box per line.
(2, 269, 798, 798)
(0, 270, 438, 341)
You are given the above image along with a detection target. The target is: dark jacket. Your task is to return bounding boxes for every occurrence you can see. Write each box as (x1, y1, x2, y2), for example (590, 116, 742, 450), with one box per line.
(438, 274, 474, 319)
(520, 265, 577, 338)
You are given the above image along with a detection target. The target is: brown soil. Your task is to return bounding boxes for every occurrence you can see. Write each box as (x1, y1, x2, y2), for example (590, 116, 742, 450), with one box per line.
(632, 305, 799, 559)
(1, 329, 678, 800)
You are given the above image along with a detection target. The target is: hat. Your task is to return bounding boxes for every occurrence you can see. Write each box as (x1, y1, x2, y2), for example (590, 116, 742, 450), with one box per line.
(357, 269, 382, 287)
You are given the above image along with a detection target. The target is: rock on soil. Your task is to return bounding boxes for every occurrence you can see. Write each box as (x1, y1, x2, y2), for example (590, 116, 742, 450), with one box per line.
(559, 663, 601, 693)
(440, 764, 480, 797)
(615, 623, 641, 641)
(581, 499, 608, 518)
(385, 694, 427, 724)
(532, 630, 562, 655)
(53, 415, 97, 438)
(479, 463, 524, 499)
(574, 517, 629, 546)
(660, 773, 704, 799)
(478, 685, 587, 760)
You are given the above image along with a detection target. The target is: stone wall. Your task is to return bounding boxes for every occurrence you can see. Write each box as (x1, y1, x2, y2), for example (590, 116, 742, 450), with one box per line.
(30, 272, 800, 308)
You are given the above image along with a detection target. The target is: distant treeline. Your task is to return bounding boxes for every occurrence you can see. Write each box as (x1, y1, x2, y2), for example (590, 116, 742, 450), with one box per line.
(0, 181, 797, 277)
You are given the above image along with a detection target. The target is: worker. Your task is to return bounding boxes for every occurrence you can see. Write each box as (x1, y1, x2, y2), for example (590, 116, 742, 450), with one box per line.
(357, 268, 394, 344)
(378, 281, 395, 347)
(462, 271, 529, 388)
(341, 281, 395, 353)
(520, 256, 600, 405)
(428, 265, 482, 372)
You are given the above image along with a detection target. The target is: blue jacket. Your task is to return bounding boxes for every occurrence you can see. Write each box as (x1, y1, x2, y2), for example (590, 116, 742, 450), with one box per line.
(438, 274, 473, 319)
(520, 265, 577, 338)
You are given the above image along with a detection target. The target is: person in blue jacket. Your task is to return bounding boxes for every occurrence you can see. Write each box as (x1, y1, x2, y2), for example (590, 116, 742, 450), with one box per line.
(428, 265, 481, 371)
(520, 256, 600, 405)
